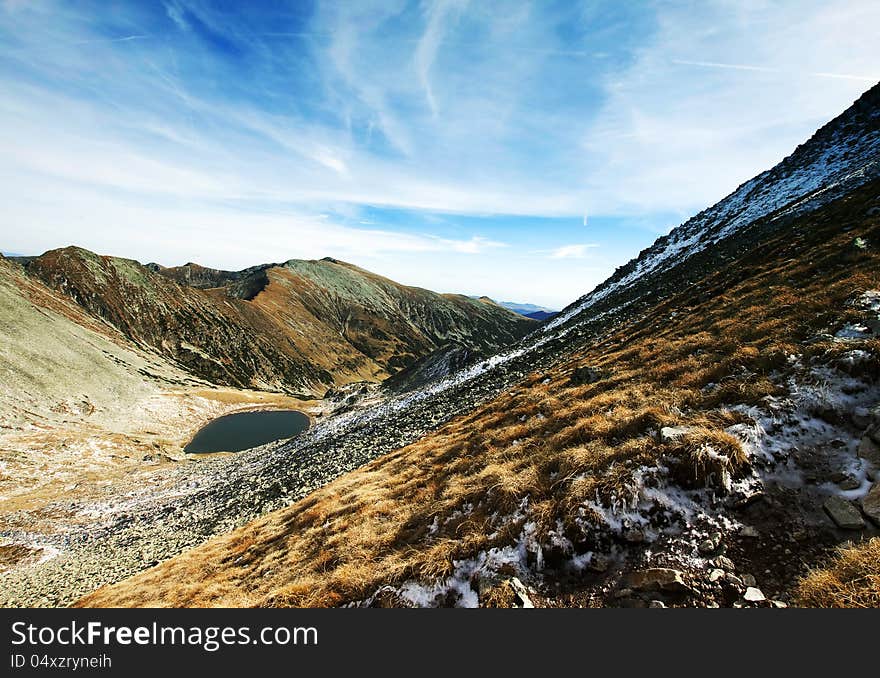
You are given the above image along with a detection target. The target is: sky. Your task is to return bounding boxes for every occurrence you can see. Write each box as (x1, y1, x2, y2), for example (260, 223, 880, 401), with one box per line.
(1, 1, 878, 308)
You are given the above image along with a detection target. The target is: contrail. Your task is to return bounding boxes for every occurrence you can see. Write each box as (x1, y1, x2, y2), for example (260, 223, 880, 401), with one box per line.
(672, 59, 877, 83)
(73, 35, 150, 46)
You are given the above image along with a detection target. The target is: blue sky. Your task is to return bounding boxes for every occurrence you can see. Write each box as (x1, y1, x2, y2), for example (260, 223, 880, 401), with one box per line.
(1, 1, 878, 307)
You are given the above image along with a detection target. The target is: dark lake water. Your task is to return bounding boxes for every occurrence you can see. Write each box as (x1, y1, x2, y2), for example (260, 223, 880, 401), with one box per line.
(184, 409, 310, 454)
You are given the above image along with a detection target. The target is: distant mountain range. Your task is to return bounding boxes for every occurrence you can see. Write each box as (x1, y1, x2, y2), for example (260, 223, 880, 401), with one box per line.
(469, 297, 559, 319)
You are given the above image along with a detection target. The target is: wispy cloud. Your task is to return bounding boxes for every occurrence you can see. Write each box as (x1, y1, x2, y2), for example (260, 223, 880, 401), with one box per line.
(164, 1, 189, 31)
(549, 244, 598, 259)
(415, 0, 468, 116)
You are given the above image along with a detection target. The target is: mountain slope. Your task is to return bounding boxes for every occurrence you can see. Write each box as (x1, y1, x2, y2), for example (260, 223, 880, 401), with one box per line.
(0, 255, 181, 430)
(21, 248, 534, 397)
(546, 82, 880, 335)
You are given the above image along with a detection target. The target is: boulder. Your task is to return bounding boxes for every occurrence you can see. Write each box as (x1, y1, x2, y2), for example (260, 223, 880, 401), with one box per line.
(626, 568, 691, 594)
(623, 527, 646, 543)
(739, 525, 759, 538)
(823, 495, 865, 529)
(725, 573, 744, 588)
(860, 482, 880, 526)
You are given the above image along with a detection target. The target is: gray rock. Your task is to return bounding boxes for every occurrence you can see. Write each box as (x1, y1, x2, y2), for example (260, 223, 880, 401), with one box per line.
(839, 476, 862, 491)
(741, 574, 757, 587)
(743, 587, 766, 603)
(708, 569, 725, 583)
(648, 600, 666, 609)
(823, 495, 866, 529)
(860, 482, 880, 526)
(739, 525, 759, 538)
(626, 568, 691, 594)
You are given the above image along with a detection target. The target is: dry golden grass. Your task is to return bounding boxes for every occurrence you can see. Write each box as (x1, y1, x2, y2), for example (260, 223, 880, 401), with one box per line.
(77, 181, 880, 608)
(796, 538, 880, 608)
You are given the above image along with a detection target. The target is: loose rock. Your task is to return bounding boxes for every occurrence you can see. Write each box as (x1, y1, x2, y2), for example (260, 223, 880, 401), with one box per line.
(710, 555, 736, 571)
(743, 587, 766, 603)
(838, 476, 861, 491)
(823, 495, 866, 529)
(626, 568, 691, 594)
(860, 482, 880, 526)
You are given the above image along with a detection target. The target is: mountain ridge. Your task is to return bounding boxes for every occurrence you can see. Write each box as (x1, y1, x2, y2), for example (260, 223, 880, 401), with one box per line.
(17, 247, 535, 397)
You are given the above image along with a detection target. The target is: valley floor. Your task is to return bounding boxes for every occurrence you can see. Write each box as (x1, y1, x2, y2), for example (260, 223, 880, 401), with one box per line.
(0, 385, 317, 582)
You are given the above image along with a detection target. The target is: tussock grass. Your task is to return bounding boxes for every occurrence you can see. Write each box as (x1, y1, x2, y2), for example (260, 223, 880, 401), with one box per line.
(77, 181, 880, 608)
(796, 538, 880, 608)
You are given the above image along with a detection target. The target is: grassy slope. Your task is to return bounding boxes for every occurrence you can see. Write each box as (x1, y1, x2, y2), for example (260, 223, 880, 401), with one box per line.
(77, 181, 880, 608)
